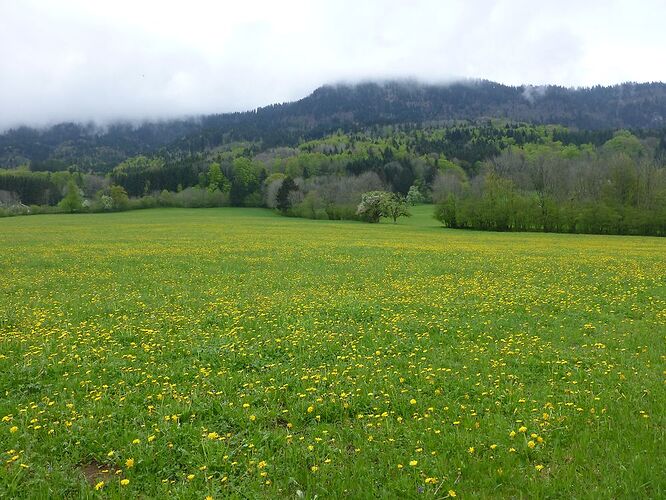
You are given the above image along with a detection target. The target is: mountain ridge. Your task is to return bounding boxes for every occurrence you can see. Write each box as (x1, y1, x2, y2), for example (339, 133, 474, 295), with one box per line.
(2, 79, 665, 171)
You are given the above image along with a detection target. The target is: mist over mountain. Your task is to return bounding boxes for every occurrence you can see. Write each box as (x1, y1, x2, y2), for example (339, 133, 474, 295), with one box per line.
(1, 80, 665, 172)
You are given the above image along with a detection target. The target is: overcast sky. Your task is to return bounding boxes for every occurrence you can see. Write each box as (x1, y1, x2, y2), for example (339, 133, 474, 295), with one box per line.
(1, 0, 664, 129)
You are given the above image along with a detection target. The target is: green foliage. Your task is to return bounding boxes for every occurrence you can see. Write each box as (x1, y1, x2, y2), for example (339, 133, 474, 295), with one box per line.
(0, 170, 62, 205)
(2, 119, 665, 236)
(230, 157, 261, 206)
(434, 194, 459, 228)
(57, 179, 83, 213)
(602, 130, 645, 158)
(383, 194, 411, 223)
(207, 162, 229, 193)
(109, 185, 130, 211)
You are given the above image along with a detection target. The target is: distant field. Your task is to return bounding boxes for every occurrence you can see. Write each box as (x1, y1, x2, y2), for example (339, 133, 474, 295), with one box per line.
(0, 207, 664, 498)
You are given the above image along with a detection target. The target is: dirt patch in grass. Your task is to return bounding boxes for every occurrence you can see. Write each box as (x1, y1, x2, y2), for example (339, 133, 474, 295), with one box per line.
(79, 460, 119, 486)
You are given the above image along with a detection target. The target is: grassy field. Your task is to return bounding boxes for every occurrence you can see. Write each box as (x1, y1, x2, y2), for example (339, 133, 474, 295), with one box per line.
(0, 206, 664, 499)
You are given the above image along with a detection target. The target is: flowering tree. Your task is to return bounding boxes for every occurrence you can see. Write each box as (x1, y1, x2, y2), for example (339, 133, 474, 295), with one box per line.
(357, 191, 410, 223)
(406, 184, 424, 205)
(356, 191, 392, 223)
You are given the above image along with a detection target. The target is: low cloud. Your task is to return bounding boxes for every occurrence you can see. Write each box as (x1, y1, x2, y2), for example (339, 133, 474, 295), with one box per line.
(521, 85, 549, 104)
(0, 0, 664, 130)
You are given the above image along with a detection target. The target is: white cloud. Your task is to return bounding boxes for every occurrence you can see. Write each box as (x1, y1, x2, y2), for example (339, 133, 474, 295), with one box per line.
(0, 0, 664, 129)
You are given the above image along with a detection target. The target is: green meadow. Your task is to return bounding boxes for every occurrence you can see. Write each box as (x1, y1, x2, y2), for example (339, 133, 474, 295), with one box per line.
(0, 207, 664, 498)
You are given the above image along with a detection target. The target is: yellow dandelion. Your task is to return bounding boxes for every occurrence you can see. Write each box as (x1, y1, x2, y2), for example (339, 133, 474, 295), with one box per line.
(120, 479, 129, 486)
(125, 458, 134, 468)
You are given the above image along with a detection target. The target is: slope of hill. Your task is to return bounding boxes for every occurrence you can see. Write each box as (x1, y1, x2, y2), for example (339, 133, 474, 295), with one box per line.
(1, 80, 665, 171)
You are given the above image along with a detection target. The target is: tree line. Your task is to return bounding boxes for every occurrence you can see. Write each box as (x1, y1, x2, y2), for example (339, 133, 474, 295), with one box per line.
(434, 132, 666, 235)
(1, 124, 665, 236)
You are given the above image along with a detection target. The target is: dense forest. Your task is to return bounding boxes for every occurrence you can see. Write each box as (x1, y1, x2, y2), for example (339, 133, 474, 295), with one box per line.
(1, 80, 665, 235)
(2, 80, 665, 170)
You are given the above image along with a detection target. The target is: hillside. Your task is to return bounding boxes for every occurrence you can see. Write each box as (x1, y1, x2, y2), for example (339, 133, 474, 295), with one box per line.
(2, 80, 665, 172)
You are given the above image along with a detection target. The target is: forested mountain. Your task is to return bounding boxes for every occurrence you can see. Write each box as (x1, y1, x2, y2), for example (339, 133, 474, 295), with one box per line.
(2, 80, 666, 236)
(2, 80, 666, 172)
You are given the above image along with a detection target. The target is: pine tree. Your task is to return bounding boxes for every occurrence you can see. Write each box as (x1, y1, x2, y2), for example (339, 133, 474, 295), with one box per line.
(276, 177, 298, 212)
